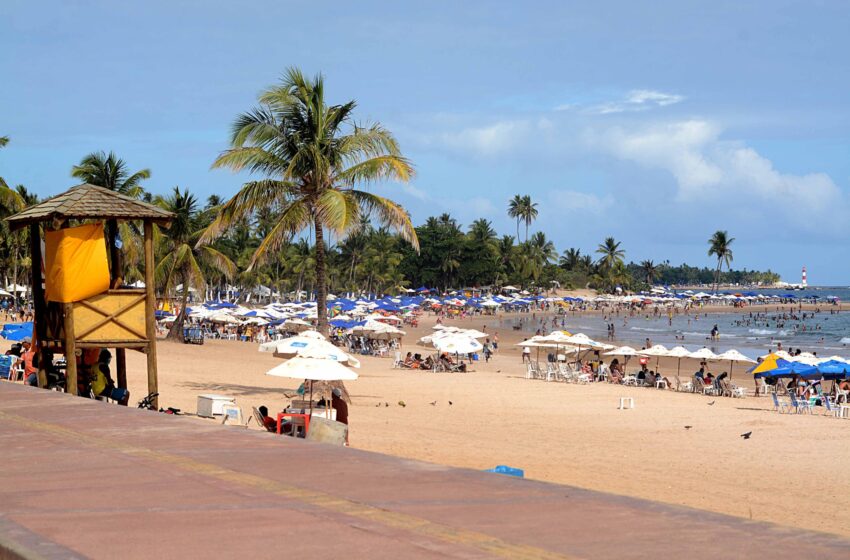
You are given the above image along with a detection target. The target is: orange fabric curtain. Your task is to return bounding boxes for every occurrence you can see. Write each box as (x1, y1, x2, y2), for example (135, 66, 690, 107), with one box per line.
(44, 223, 110, 303)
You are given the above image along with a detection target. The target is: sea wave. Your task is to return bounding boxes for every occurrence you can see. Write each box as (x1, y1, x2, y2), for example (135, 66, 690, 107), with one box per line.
(840, 337, 850, 345)
(748, 328, 776, 335)
(629, 327, 668, 333)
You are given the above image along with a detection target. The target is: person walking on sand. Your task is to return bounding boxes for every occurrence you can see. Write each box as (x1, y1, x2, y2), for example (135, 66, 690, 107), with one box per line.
(522, 341, 531, 364)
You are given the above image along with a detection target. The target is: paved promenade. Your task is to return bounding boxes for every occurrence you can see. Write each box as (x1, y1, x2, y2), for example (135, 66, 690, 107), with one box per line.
(0, 382, 847, 559)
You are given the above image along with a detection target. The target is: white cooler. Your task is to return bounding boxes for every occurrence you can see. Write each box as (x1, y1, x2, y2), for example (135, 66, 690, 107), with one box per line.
(197, 394, 236, 417)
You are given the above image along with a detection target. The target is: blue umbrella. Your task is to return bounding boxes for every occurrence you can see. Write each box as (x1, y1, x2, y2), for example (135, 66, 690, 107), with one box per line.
(815, 360, 850, 380)
(1, 322, 33, 341)
(755, 359, 817, 378)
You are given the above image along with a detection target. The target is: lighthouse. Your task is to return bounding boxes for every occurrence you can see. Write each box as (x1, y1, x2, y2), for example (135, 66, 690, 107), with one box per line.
(802, 266, 807, 288)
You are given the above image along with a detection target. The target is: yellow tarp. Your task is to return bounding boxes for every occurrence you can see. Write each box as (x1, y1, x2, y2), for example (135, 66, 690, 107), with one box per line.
(44, 223, 110, 303)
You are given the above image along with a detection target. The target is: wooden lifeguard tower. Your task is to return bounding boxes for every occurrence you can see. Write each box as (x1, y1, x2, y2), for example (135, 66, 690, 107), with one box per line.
(5, 184, 173, 408)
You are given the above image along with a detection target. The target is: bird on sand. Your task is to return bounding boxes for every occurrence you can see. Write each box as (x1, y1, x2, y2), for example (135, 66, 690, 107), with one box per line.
(684, 425, 692, 430)
(741, 431, 752, 439)
(429, 401, 437, 406)
(448, 401, 453, 406)
(707, 401, 716, 406)
(398, 401, 406, 407)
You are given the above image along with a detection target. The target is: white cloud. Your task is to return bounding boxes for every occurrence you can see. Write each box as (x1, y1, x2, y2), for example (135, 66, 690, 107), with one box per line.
(548, 190, 614, 214)
(399, 182, 428, 200)
(468, 196, 497, 215)
(586, 118, 843, 216)
(585, 89, 684, 115)
(434, 118, 553, 157)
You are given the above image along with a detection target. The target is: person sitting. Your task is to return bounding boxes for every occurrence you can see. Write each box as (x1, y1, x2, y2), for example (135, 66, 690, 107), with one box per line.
(693, 366, 706, 384)
(637, 364, 649, 385)
(608, 359, 623, 383)
(645, 369, 657, 386)
(421, 356, 435, 370)
(402, 352, 416, 368)
(90, 350, 130, 405)
(258, 405, 278, 432)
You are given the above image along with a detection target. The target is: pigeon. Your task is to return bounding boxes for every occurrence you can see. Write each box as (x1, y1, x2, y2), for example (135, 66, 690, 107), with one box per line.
(375, 402, 381, 407)
(448, 401, 453, 406)
(741, 431, 752, 439)
(684, 425, 692, 430)
(398, 400, 406, 408)
(429, 401, 437, 406)
(707, 401, 716, 406)
(384, 402, 389, 407)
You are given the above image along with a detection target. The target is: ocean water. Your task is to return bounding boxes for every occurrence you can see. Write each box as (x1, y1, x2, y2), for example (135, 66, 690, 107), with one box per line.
(494, 287, 850, 359)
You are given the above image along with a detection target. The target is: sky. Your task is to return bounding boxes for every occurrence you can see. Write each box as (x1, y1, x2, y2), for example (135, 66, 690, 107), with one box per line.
(2, 1, 849, 284)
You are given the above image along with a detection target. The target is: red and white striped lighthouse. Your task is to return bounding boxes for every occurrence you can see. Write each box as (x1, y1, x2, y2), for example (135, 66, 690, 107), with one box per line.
(802, 266, 807, 287)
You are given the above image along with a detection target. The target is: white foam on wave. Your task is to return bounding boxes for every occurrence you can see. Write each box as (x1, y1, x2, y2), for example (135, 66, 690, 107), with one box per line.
(840, 337, 850, 345)
(748, 328, 776, 335)
(629, 327, 668, 333)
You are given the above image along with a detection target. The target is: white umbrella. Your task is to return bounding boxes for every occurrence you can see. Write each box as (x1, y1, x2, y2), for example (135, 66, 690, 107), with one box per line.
(714, 349, 756, 380)
(639, 344, 670, 373)
(259, 336, 361, 368)
(433, 335, 483, 355)
(604, 346, 640, 357)
(689, 347, 719, 361)
(265, 357, 358, 381)
(0, 289, 11, 297)
(667, 345, 692, 377)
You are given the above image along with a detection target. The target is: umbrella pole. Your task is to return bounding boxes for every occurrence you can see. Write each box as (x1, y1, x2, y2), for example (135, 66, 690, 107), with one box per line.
(729, 359, 734, 382)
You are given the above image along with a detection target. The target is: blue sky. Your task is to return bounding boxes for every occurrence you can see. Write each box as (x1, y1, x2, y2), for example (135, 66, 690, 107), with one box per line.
(2, 1, 849, 284)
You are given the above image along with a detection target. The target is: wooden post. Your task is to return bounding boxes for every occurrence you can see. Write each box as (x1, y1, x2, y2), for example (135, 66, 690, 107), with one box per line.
(144, 221, 158, 409)
(116, 348, 127, 398)
(29, 223, 48, 388)
(63, 302, 77, 395)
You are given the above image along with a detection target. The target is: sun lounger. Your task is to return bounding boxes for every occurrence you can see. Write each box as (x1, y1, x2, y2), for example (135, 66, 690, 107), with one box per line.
(788, 392, 813, 414)
(771, 393, 790, 413)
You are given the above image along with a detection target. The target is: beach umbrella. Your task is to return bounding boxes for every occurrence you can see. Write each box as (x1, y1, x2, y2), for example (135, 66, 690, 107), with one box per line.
(259, 336, 361, 368)
(433, 335, 483, 355)
(639, 344, 669, 373)
(266, 357, 359, 381)
(751, 352, 784, 375)
(714, 349, 756, 380)
(755, 359, 818, 379)
(266, 356, 358, 418)
(1, 322, 33, 341)
(666, 345, 692, 377)
(815, 359, 850, 380)
(688, 347, 719, 362)
(604, 345, 640, 372)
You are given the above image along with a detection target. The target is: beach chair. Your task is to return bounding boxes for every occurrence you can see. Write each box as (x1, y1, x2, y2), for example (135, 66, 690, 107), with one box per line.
(392, 351, 402, 369)
(675, 376, 693, 393)
(771, 393, 790, 413)
(788, 392, 813, 414)
(545, 362, 559, 382)
(730, 384, 747, 398)
(755, 378, 772, 397)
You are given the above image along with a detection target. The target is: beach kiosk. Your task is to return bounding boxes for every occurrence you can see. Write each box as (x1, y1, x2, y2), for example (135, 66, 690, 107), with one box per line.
(5, 184, 174, 408)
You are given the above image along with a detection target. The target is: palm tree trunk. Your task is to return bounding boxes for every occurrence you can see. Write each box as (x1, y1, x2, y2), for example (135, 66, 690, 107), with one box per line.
(314, 218, 328, 335)
(11, 236, 18, 314)
(714, 260, 721, 293)
(168, 271, 190, 342)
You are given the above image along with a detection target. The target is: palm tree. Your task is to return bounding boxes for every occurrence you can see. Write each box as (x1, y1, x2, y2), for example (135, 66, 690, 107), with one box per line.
(519, 195, 538, 242)
(71, 151, 152, 281)
(507, 195, 523, 239)
(596, 237, 625, 270)
(641, 259, 657, 285)
(0, 135, 9, 190)
(71, 151, 151, 198)
(155, 187, 236, 340)
(560, 248, 581, 271)
(201, 68, 418, 333)
(708, 230, 735, 293)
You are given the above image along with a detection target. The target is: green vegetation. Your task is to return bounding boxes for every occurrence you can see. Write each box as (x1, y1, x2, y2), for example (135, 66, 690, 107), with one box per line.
(199, 68, 418, 333)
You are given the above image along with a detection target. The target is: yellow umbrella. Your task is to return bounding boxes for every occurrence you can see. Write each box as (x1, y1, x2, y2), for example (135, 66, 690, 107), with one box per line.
(751, 353, 782, 375)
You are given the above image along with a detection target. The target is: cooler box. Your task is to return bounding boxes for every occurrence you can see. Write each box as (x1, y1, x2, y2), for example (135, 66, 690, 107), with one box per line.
(197, 394, 236, 417)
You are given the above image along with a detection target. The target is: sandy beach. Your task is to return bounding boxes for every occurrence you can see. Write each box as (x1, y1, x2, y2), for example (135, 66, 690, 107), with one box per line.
(115, 311, 850, 539)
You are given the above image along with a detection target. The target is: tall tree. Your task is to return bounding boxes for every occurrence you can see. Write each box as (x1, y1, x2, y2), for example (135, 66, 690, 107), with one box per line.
(155, 187, 236, 340)
(507, 195, 523, 239)
(71, 151, 151, 198)
(71, 151, 152, 281)
(202, 68, 418, 334)
(707, 230, 735, 293)
(559, 248, 582, 271)
(596, 237, 625, 271)
(519, 195, 538, 242)
(641, 259, 657, 285)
